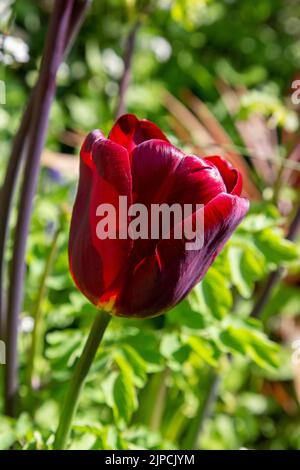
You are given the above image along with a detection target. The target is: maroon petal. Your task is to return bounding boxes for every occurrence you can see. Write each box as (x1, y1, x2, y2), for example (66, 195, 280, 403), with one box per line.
(131, 139, 185, 204)
(116, 193, 249, 317)
(170, 155, 227, 206)
(205, 155, 243, 196)
(80, 129, 105, 167)
(109, 113, 169, 155)
(90, 138, 133, 301)
(132, 140, 227, 206)
(69, 130, 104, 305)
(69, 132, 133, 307)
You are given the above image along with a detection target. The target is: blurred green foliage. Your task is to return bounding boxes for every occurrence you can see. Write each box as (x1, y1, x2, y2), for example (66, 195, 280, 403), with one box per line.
(0, 0, 300, 451)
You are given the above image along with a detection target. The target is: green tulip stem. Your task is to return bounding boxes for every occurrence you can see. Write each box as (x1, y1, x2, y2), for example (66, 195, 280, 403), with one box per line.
(53, 310, 111, 450)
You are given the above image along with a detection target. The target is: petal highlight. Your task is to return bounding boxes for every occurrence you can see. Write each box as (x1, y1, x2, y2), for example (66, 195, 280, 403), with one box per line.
(205, 155, 243, 196)
(109, 113, 169, 154)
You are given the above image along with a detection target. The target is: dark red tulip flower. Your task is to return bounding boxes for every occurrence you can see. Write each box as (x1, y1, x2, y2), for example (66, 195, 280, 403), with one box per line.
(69, 114, 249, 318)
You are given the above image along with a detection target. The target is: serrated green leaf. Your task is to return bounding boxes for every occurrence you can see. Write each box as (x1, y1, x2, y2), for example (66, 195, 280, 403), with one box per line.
(121, 330, 163, 373)
(201, 268, 233, 319)
(228, 245, 265, 298)
(113, 370, 137, 426)
(255, 229, 298, 264)
(228, 246, 252, 298)
(220, 325, 280, 370)
(118, 345, 148, 388)
(187, 335, 220, 367)
(160, 332, 181, 359)
(45, 331, 82, 361)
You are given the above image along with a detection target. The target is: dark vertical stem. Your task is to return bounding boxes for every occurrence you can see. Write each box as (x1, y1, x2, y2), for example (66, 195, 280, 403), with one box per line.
(250, 270, 282, 319)
(0, 0, 92, 341)
(285, 203, 300, 242)
(0, 95, 34, 340)
(182, 371, 220, 449)
(4, 0, 75, 417)
(64, 0, 92, 57)
(115, 20, 140, 119)
(191, 373, 220, 449)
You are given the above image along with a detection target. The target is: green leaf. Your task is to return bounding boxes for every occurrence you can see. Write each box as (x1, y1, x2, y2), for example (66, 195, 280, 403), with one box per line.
(0, 429, 15, 450)
(220, 325, 280, 370)
(166, 297, 206, 329)
(255, 229, 298, 265)
(239, 213, 280, 232)
(228, 245, 265, 298)
(121, 330, 163, 373)
(45, 330, 82, 368)
(187, 335, 220, 367)
(242, 245, 265, 278)
(118, 345, 148, 388)
(113, 369, 137, 427)
(160, 332, 191, 370)
(201, 267, 233, 319)
(228, 246, 252, 298)
(160, 332, 181, 359)
(261, 284, 300, 321)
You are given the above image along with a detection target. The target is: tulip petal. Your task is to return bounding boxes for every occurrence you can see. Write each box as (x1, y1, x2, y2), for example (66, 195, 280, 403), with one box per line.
(116, 193, 249, 317)
(69, 133, 133, 307)
(90, 138, 133, 301)
(109, 113, 169, 154)
(170, 155, 227, 205)
(205, 155, 242, 196)
(69, 130, 105, 305)
(80, 129, 105, 167)
(129, 140, 228, 271)
(132, 140, 227, 206)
